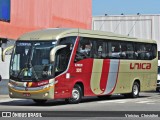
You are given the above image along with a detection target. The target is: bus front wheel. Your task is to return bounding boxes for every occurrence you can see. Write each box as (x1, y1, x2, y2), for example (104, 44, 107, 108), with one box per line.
(65, 84, 82, 104)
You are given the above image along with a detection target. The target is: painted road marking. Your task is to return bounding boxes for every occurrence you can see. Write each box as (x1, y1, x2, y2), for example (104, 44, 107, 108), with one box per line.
(98, 99, 132, 104)
(146, 103, 155, 104)
(98, 99, 158, 104)
(136, 101, 152, 104)
(0, 99, 25, 103)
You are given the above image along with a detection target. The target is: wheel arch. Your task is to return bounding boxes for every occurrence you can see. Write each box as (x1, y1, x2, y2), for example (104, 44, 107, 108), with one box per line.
(74, 81, 84, 96)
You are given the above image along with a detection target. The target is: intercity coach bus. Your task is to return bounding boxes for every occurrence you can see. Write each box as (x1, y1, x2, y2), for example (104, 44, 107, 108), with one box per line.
(2, 28, 158, 104)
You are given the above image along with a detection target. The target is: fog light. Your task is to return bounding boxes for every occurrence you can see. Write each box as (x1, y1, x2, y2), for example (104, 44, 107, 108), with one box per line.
(44, 92, 49, 97)
(10, 92, 13, 95)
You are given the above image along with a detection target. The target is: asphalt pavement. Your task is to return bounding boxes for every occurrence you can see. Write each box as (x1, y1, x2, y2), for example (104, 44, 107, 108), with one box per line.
(1, 79, 160, 120)
(0, 79, 9, 95)
(0, 92, 160, 120)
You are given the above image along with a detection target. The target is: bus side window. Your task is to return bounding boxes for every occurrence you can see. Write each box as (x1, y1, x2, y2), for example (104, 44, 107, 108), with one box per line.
(145, 44, 153, 60)
(109, 41, 121, 59)
(135, 44, 145, 60)
(135, 43, 156, 60)
(89, 39, 108, 59)
(126, 43, 134, 59)
(120, 43, 127, 59)
(93, 40, 103, 59)
(75, 38, 92, 62)
(152, 44, 157, 59)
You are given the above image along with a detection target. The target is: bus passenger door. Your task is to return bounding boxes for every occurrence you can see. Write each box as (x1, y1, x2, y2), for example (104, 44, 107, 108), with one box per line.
(54, 37, 76, 99)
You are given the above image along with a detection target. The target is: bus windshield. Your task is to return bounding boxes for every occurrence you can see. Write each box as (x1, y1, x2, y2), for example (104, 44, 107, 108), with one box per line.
(10, 41, 56, 82)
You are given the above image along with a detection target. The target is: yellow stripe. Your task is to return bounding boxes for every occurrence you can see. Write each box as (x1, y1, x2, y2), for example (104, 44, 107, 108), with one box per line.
(9, 86, 53, 94)
(90, 59, 103, 95)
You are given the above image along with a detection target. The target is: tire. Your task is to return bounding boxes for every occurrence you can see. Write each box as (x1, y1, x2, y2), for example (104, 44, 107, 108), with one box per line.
(65, 84, 82, 104)
(124, 82, 140, 98)
(156, 87, 160, 92)
(33, 99, 47, 104)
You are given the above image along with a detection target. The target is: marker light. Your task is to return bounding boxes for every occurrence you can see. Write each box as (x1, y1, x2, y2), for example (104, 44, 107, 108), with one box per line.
(66, 73, 70, 79)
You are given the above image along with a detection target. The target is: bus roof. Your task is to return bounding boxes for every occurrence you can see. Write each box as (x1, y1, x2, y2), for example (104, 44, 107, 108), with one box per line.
(18, 28, 156, 44)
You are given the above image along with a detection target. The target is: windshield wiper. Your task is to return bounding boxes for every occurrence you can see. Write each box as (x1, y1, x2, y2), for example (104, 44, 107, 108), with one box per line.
(27, 45, 39, 81)
(28, 60, 39, 80)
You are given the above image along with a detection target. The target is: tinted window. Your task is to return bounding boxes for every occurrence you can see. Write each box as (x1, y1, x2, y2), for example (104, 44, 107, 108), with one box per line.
(158, 51, 160, 60)
(75, 37, 157, 61)
(55, 37, 76, 75)
(75, 37, 92, 62)
(152, 44, 157, 59)
(135, 43, 157, 60)
(108, 41, 121, 59)
(92, 40, 108, 59)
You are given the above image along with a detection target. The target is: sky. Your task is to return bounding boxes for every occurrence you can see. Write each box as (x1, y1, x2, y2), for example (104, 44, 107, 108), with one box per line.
(92, 0, 160, 16)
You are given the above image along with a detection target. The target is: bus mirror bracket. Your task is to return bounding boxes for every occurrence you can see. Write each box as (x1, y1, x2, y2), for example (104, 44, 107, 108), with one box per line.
(50, 45, 67, 63)
(2, 46, 14, 62)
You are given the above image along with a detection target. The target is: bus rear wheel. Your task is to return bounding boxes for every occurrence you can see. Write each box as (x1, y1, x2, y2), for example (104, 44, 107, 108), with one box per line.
(125, 82, 140, 98)
(65, 84, 82, 104)
(156, 87, 160, 92)
(33, 99, 47, 104)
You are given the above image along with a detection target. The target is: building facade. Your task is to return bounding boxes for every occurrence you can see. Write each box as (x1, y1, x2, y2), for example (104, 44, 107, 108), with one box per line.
(0, 0, 92, 40)
(92, 14, 160, 50)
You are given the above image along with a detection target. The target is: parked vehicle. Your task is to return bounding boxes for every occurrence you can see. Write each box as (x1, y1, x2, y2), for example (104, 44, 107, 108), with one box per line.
(156, 60, 160, 92)
(0, 75, 2, 81)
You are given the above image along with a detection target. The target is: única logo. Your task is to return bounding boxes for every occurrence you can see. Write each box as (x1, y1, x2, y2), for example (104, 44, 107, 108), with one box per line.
(130, 63, 151, 70)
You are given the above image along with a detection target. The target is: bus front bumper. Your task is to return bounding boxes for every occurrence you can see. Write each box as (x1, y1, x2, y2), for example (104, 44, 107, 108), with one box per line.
(8, 83, 54, 100)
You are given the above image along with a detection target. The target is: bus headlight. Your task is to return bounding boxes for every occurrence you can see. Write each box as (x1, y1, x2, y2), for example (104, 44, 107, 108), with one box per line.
(8, 83, 13, 87)
(44, 92, 49, 97)
(9, 92, 13, 95)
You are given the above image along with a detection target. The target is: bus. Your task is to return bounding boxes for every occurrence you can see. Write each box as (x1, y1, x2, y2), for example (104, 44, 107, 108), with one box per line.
(2, 28, 158, 104)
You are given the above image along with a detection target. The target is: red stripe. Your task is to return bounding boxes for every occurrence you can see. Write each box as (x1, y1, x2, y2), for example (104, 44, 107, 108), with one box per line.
(100, 59, 110, 93)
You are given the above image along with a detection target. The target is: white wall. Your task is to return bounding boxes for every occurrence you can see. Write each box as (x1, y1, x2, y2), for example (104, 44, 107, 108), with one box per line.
(0, 55, 11, 79)
(92, 15, 160, 50)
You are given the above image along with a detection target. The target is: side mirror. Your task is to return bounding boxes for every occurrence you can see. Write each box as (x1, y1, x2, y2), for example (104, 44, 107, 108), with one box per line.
(50, 45, 66, 63)
(2, 46, 14, 62)
(0, 75, 1, 81)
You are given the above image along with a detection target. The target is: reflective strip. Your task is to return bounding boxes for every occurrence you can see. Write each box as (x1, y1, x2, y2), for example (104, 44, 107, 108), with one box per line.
(90, 59, 103, 95)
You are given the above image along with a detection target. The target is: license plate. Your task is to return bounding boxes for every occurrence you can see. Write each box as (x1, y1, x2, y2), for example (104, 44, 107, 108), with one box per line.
(23, 93, 31, 97)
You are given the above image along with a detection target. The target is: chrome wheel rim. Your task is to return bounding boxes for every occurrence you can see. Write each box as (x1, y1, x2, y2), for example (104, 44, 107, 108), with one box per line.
(133, 85, 138, 95)
(72, 88, 80, 100)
